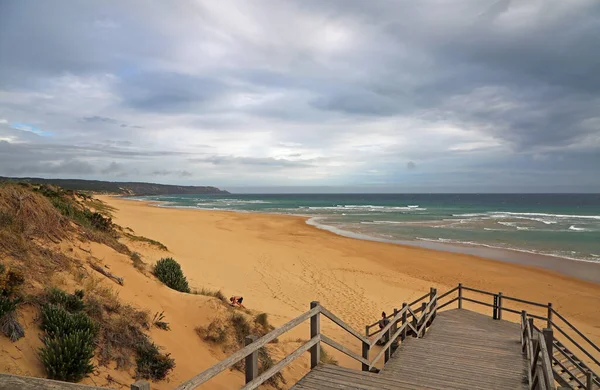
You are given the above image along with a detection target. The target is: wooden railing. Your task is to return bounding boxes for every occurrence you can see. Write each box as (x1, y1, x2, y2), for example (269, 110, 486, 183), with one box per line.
(0, 373, 150, 390)
(175, 283, 598, 389)
(521, 312, 556, 390)
(175, 291, 439, 389)
(430, 283, 599, 390)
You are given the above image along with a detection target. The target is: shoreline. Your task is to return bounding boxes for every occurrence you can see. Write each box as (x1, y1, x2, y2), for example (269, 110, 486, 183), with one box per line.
(128, 196, 600, 284)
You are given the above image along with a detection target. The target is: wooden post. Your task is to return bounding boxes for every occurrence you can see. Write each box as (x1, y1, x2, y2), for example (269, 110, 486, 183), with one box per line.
(362, 326, 370, 372)
(547, 303, 553, 329)
(245, 335, 258, 383)
(131, 381, 150, 390)
(542, 328, 553, 360)
(458, 283, 463, 309)
(493, 294, 498, 320)
(419, 302, 426, 337)
(392, 308, 398, 344)
(431, 288, 437, 322)
(521, 310, 527, 352)
(310, 301, 320, 369)
(586, 371, 593, 390)
(401, 302, 407, 341)
(497, 292, 503, 320)
(384, 326, 391, 363)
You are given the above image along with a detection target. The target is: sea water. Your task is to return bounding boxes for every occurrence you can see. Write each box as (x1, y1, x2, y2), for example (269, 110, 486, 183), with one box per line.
(132, 194, 600, 264)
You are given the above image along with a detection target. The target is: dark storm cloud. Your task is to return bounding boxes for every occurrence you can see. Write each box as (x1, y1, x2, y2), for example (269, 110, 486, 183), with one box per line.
(0, 0, 598, 190)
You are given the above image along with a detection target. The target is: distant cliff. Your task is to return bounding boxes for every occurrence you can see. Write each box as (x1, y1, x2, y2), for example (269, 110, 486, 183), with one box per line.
(0, 177, 229, 195)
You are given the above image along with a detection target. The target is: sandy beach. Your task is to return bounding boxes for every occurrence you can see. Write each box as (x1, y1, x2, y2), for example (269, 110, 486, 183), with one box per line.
(99, 196, 600, 348)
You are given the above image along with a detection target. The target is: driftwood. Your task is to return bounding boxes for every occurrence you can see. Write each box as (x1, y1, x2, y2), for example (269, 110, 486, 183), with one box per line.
(88, 262, 124, 285)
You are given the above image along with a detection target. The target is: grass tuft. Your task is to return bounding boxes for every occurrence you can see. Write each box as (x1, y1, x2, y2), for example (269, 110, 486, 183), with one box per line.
(152, 311, 170, 331)
(320, 345, 338, 365)
(192, 288, 227, 303)
(124, 233, 168, 251)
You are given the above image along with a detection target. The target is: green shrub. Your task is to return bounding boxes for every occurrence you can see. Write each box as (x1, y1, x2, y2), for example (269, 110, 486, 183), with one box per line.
(46, 288, 85, 313)
(89, 212, 112, 231)
(135, 341, 175, 381)
(40, 330, 95, 382)
(39, 303, 97, 382)
(153, 258, 190, 293)
(40, 304, 97, 341)
(0, 296, 19, 318)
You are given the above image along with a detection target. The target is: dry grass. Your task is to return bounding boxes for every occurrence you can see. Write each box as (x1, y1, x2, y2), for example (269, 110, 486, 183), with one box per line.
(192, 288, 227, 303)
(320, 346, 338, 365)
(123, 233, 168, 251)
(130, 252, 146, 272)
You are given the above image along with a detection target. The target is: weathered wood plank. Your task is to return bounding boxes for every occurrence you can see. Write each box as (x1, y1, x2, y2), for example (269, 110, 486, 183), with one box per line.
(320, 306, 370, 344)
(0, 373, 110, 390)
(321, 334, 370, 366)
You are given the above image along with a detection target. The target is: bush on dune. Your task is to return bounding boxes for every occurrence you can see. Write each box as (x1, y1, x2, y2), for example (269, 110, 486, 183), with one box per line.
(40, 331, 96, 382)
(39, 289, 98, 382)
(135, 341, 175, 381)
(153, 257, 190, 293)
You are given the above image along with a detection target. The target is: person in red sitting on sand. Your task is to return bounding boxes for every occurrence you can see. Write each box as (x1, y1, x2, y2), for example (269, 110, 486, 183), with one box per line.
(230, 296, 245, 308)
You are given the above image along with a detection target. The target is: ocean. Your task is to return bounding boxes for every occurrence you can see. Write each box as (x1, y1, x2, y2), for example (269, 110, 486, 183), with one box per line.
(131, 194, 600, 264)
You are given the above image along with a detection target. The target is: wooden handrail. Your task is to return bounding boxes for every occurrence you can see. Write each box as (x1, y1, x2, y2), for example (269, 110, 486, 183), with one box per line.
(321, 334, 370, 366)
(552, 349, 586, 389)
(502, 294, 548, 308)
(369, 305, 409, 347)
(174, 306, 320, 389)
(553, 340, 600, 388)
(550, 321, 600, 367)
(241, 336, 320, 390)
(537, 332, 557, 390)
(437, 285, 458, 300)
(461, 286, 496, 296)
(320, 306, 370, 345)
(551, 308, 600, 354)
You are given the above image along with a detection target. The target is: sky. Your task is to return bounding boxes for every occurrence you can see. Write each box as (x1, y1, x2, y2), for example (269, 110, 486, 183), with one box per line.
(0, 0, 599, 193)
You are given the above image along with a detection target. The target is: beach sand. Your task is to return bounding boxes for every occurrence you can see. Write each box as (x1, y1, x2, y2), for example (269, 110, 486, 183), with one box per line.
(96, 195, 600, 387)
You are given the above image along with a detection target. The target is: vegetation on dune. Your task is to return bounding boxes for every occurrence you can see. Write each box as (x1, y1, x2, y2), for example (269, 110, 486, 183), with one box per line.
(192, 287, 227, 303)
(152, 311, 170, 331)
(39, 289, 97, 382)
(153, 257, 190, 293)
(0, 263, 25, 341)
(0, 183, 177, 383)
(130, 251, 146, 272)
(0, 176, 229, 196)
(123, 232, 168, 251)
(135, 341, 175, 381)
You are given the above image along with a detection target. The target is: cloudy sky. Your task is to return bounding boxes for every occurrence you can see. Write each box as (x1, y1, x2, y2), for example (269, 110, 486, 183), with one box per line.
(1, 0, 599, 192)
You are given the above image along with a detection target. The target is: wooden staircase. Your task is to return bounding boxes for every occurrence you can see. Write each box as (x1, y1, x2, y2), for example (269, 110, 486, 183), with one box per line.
(172, 284, 599, 390)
